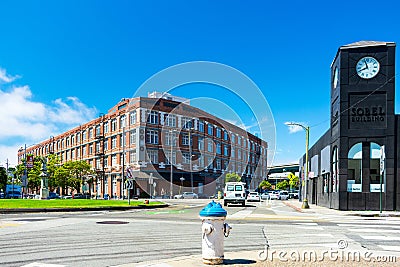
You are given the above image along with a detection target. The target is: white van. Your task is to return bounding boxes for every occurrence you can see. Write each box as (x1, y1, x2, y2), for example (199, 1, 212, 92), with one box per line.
(223, 182, 246, 206)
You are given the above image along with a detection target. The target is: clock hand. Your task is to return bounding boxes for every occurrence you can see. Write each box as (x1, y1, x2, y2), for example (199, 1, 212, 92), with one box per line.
(364, 58, 368, 69)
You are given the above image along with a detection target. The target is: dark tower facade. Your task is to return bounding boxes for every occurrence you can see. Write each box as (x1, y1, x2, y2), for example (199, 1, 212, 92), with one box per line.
(331, 41, 396, 210)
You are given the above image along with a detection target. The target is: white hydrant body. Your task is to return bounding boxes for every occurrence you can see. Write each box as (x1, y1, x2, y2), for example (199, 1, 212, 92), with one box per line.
(199, 201, 231, 265)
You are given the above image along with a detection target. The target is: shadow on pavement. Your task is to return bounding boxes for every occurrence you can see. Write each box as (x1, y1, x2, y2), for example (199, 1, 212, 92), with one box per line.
(223, 259, 257, 265)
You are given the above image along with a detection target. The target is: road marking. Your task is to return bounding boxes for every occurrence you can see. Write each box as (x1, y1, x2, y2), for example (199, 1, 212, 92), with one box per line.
(378, 245, 400, 252)
(21, 263, 65, 267)
(360, 235, 400, 241)
(228, 208, 254, 219)
(348, 228, 400, 233)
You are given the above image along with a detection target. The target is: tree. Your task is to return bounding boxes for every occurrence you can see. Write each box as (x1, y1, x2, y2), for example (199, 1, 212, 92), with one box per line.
(258, 180, 272, 191)
(225, 173, 242, 183)
(288, 172, 299, 190)
(0, 167, 7, 192)
(276, 180, 289, 190)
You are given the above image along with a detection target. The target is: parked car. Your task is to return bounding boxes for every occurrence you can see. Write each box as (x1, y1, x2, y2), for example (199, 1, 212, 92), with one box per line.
(289, 190, 299, 199)
(174, 192, 198, 199)
(260, 192, 270, 200)
(279, 191, 289, 200)
(73, 193, 91, 199)
(268, 191, 280, 200)
(224, 182, 246, 206)
(47, 192, 61, 199)
(247, 192, 261, 202)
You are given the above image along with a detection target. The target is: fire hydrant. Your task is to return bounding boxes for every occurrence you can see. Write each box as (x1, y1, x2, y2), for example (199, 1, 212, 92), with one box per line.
(199, 200, 232, 265)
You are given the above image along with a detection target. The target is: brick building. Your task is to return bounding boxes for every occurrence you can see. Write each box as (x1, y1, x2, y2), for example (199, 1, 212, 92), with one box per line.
(18, 92, 268, 198)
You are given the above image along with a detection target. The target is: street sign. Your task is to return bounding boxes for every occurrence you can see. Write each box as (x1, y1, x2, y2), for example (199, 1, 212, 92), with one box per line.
(125, 180, 134, 190)
(126, 167, 134, 179)
(380, 145, 385, 175)
(26, 155, 34, 168)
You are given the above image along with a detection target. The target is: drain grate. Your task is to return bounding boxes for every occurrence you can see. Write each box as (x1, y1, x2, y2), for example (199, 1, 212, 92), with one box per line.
(96, 221, 129, 225)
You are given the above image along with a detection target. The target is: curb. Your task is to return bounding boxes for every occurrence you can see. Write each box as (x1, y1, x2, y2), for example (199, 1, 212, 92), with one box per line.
(0, 204, 169, 214)
(282, 201, 304, 213)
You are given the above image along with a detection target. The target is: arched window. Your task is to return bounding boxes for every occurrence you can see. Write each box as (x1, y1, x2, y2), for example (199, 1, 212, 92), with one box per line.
(347, 143, 362, 192)
(332, 146, 339, 192)
(370, 142, 383, 192)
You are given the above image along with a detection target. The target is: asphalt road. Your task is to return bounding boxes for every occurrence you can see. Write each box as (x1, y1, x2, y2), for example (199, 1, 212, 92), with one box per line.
(0, 199, 399, 267)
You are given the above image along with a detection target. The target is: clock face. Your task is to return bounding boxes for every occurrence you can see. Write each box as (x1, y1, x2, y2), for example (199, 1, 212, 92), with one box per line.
(356, 56, 380, 79)
(333, 66, 339, 88)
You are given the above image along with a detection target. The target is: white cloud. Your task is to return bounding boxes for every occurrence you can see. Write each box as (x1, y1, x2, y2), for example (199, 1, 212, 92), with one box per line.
(0, 82, 97, 166)
(0, 67, 20, 83)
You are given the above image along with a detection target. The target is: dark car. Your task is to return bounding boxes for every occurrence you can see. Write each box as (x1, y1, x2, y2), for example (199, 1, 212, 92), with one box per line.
(73, 193, 91, 199)
(47, 192, 61, 199)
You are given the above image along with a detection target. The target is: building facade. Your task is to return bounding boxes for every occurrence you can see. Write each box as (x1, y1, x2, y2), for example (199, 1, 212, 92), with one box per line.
(300, 41, 399, 210)
(18, 92, 268, 198)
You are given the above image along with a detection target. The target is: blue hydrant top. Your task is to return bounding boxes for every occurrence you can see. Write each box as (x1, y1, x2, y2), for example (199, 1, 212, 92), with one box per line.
(199, 200, 227, 217)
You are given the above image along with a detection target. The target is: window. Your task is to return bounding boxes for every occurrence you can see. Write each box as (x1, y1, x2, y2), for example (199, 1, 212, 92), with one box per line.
(77, 147, 80, 158)
(130, 129, 136, 145)
(104, 122, 109, 133)
(96, 125, 101, 137)
(238, 136, 241, 146)
(71, 135, 75, 145)
(231, 148, 235, 158)
(216, 128, 221, 138)
(165, 151, 176, 164)
(111, 119, 117, 131)
(238, 149, 241, 160)
(198, 155, 204, 167)
(146, 130, 159, 144)
(96, 158, 101, 169)
(82, 146, 87, 156)
(71, 149, 75, 159)
(89, 144, 93, 155)
(331, 146, 339, 192)
(208, 124, 213, 135)
(224, 145, 229, 156)
(83, 131, 87, 141)
(129, 149, 137, 163)
(120, 133, 126, 147)
(347, 143, 362, 192)
(231, 134, 235, 144)
(224, 131, 228, 141)
(182, 117, 192, 129)
(216, 158, 221, 170)
(216, 142, 221, 154)
(165, 114, 176, 127)
(76, 133, 80, 144)
(370, 142, 383, 192)
(208, 140, 213, 152)
(182, 152, 190, 164)
(120, 115, 126, 128)
(198, 120, 204, 132)
(112, 154, 117, 166)
(111, 136, 117, 149)
(130, 111, 137, 125)
(182, 133, 189, 146)
(165, 131, 177, 146)
(89, 128, 93, 139)
(147, 149, 158, 163)
(198, 137, 204, 150)
(96, 142, 100, 153)
(207, 156, 213, 168)
(104, 138, 108, 151)
(147, 111, 159, 124)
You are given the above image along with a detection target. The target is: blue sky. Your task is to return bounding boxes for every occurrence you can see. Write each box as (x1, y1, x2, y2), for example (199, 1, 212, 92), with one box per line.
(0, 0, 399, 167)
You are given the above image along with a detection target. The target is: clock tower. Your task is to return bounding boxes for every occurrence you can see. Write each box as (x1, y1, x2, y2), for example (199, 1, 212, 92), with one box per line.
(330, 41, 396, 210)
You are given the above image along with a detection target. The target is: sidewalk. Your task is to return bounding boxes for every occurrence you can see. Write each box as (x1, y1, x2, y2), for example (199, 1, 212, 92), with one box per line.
(283, 199, 400, 217)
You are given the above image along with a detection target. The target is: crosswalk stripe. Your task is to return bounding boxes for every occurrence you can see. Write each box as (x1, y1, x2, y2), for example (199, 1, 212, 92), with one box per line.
(21, 263, 65, 267)
(360, 235, 400, 241)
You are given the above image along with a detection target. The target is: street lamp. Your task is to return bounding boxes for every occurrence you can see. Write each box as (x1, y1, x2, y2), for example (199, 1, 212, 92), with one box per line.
(180, 177, 185, 194)
(285, 122, 310, 209)
(169, 130, 177, 199)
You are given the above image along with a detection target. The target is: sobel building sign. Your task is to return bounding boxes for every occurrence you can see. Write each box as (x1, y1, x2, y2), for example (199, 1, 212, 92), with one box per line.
(349, 94, 387, 129)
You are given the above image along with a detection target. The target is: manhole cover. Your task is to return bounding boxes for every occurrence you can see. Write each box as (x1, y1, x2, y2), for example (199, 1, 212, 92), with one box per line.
(96, 221, 129, 225)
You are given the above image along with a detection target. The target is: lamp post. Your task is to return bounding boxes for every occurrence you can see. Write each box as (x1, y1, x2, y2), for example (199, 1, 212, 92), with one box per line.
(188, 127, 194, 193)
(285, 122, 310, 209)
(169, 130, 177, 199)
(180, 177, 185, 194)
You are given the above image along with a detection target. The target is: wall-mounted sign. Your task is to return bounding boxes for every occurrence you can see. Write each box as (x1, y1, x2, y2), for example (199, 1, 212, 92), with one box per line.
(349, 94, 387, 129)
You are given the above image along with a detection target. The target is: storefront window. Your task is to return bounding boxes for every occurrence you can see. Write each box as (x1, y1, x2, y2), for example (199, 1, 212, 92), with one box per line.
(370, 142, 384, 192)
(332, 147, 338, 192)
(347, 143, 362, 192)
